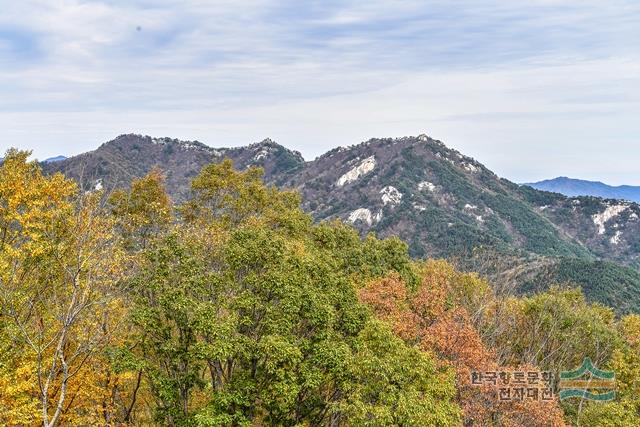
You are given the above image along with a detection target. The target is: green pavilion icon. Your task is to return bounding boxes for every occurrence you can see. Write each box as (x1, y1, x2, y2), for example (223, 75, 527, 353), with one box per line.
(559, 358, 616, 401)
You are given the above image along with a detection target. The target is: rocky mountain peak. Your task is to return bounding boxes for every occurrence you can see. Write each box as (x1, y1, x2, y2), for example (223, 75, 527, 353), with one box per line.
(320, 134, 477, 166)
(220, 139, 305, 183)
(101, 134, 218, 155)
(100, 133, 151, 148)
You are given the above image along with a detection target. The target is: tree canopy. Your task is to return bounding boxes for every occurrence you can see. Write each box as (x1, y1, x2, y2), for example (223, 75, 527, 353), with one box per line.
(0, 151, 637, 426)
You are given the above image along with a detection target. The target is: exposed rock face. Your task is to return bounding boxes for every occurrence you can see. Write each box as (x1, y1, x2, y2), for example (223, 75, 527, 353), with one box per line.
(336, 156, 376, 187)
(347, 208, 376, 226)
(380, 186, 402, 206)
(593, 204, 629, 235)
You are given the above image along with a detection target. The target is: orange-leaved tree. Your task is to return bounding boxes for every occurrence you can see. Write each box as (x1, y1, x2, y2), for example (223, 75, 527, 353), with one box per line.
(359, 260, 567, 426)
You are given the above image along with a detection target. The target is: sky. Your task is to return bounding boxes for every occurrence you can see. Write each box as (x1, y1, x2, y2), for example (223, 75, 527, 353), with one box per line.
(0, 0, 638, 184)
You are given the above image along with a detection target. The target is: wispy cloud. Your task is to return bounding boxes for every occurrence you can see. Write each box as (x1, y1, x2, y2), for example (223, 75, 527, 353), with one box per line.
(0, 0, 638, 183)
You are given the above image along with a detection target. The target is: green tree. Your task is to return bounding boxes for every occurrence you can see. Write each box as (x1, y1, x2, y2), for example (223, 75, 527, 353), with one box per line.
(488, 287, 620, 374)
(334, 320, 461, 426)
(109, 168, 173, 251)
(578, 315, 640, 426)
(127, 160, 461, 426)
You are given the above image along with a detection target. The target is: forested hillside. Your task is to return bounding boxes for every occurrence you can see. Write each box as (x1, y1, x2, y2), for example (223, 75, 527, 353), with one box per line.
(2, 150, 639, 426)
(43, 134, 640, 313)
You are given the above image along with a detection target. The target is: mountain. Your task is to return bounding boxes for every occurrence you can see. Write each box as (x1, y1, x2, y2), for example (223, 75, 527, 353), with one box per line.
(526, 177, 640, 203)
(42, 133, 640, 313)
(42, 134, 304, 201)
(282, 136, 640, 265)
(43, 155, 67, 163)
(285, 136, 592, 259)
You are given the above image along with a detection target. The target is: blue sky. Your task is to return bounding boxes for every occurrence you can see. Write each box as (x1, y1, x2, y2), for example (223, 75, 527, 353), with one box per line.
(0, 0, 638, 184)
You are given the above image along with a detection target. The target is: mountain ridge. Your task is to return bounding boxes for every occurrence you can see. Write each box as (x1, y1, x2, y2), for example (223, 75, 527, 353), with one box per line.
(40, 133, 640, 313)
(43, 133, 306, 200)
(43, 155, 67, 163)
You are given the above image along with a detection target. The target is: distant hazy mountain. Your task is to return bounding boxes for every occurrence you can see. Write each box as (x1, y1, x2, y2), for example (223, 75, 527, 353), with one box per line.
(526, 177, 640, 203)
(43, 155, 67, 163)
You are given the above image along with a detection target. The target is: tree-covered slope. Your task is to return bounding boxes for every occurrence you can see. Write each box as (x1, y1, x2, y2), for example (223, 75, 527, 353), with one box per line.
(40, 133, 640, 313)
(42, 134, 305, 201)
(283, 135, 600, 261)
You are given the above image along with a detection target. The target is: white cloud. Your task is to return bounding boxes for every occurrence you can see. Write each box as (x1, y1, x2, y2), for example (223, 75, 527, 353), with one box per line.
(0, 0, 638, 184)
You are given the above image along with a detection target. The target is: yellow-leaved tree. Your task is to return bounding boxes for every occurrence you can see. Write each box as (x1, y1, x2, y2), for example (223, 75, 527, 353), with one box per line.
(0, 150, 126, 426)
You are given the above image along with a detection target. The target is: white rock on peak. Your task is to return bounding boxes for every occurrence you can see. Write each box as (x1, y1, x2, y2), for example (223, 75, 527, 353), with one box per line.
(253, 147, 271, 161)
(463, 163, 479, 173)
(151, 137, 217, 154)
(593, 204, 628, 235)
(180, 142, 203, 151)
(462, 203, 483, 222)
(336, 156, 376, 187)
(418, 181, 436, 192)
(347, 208, 375, 226)
(611, 230, 623, 245)
(380, 186, 403, 206)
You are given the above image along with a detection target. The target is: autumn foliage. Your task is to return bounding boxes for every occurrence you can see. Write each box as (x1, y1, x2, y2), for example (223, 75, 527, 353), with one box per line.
(359, 263, 567, 426)
(1, 150, 638, 426)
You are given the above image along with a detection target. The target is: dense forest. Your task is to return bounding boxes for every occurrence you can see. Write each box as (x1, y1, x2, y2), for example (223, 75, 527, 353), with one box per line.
(1, 150, 639, 426)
